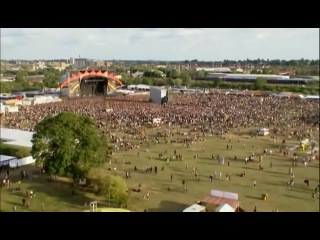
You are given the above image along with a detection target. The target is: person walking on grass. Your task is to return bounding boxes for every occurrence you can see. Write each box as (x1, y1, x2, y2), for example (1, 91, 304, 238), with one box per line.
(253, 180, 257, 188)
(41, 203, 46, 212)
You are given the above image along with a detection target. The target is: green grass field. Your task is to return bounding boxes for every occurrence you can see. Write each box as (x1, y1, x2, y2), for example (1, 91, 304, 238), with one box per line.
(1, 127, 319, 212)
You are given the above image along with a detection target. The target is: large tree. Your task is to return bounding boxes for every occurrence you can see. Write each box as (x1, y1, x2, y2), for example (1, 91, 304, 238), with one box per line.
(31, 112, 110, 179)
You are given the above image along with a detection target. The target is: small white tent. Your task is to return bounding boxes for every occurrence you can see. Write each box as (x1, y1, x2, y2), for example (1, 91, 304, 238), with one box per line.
(215, 203, 234, 212)
(183, 204, 206, 212)
(258, 128, 269, 136)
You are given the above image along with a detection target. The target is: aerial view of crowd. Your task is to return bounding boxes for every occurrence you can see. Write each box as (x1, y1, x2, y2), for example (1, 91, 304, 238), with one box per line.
(2, 93, 319, 137)
(1, 92, 319, 212)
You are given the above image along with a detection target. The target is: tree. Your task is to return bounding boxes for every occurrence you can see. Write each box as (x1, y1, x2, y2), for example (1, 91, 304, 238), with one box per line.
(166, 78, 174, 86)
(97, 175, 128, 207)
(214, 79, 223, 87)
(171, 69, 180, 79)
(31, 112, 110, 180)
(154, 79, 165, 86)
(166, 69, 180, 79)
(43, 72, 59, 88)
(142, 78, 152, 85)
(15, 70, 26, 83)
(41, 67, 66, 88)
(133, 77, 142, 84)
(180, 72, 192, 87)
(86, 168, 108, 187)
(173, 78, 182, 86)
(21, 64, 29, 70)
(197, 70, 206, 78)
(254, 77, 267, 90)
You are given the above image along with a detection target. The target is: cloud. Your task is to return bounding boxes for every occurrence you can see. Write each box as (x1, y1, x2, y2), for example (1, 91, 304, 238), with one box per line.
(1, 28, 318, 60)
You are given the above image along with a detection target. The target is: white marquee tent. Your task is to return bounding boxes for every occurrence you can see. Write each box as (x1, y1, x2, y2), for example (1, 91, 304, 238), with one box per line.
(0, 155, 17, 167)
(0, 128, 34, 148)
(215, 203, 235, 212)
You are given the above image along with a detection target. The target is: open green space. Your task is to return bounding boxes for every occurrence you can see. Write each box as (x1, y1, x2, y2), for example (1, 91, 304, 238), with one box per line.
(1, 127, 318, 212)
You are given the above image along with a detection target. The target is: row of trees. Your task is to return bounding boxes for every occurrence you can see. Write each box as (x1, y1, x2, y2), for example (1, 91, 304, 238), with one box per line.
(212, 58, 319, 67)
(89, 58, 319, 67)
(31, 112, 128, 207)
(119, 76, 318, 94)
(1, 76, 317, 95)
(1, 68, 66, 93)
(116, 63, 319, 79)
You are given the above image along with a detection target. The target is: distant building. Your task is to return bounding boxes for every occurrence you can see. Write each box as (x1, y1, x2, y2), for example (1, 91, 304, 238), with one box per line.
(26, 75, 45, 85)
(28, 64, 36, 71)
(131, 71, 144, 78)
(95, 61, 105, 67)
(74, 58, 87, 68)
(128, 84, 150, 91)
(196, 67, 231, 73)
(106, 62, 113, 67)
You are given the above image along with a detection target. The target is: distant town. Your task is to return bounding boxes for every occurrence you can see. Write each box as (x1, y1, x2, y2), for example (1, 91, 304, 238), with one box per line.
(1, 56, 319, 213)
(2, 57, 319, 74)
(1, 57, 319, 96)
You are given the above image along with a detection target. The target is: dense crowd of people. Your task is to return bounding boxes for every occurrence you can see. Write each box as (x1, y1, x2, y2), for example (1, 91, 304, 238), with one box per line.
(1, 92, 319, 212)
(2, 93, 319, 139)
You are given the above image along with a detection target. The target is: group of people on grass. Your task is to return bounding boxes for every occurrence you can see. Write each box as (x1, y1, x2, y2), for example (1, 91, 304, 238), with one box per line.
(1, 92, 319, 212)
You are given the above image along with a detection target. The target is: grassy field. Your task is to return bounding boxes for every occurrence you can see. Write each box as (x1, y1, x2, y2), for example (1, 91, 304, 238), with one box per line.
(1, 127, 319, 212)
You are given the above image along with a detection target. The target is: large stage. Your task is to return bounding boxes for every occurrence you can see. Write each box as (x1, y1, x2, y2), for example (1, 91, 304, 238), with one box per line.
(79, 77, 107, 96)
(59, 70, 122, 97)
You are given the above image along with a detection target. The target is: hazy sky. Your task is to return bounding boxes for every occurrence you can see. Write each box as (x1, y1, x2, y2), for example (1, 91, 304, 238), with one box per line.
(1, 28, 319, 61)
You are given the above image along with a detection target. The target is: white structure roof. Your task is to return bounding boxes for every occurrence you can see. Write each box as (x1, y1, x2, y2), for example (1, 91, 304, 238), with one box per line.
(116, 90, 134, 95)
(210, 189, 238, 200)
(215, 203, 235, 212)
(304, 95, 319, 99)
(183, 204, 206, 212)
(196, 67, 231, 72)
(127, 84, 150, 89)
(0, 128, 34, 148)
(0, 155, 17, 162)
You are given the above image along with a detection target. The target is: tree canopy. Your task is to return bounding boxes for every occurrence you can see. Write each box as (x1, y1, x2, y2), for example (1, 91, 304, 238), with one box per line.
(97, 175, 128, 207)
(31, 112, 110, 179)
(254, 77, 267, 90)
(180, 72, 192, 87)
(15, 69, 27, 84)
